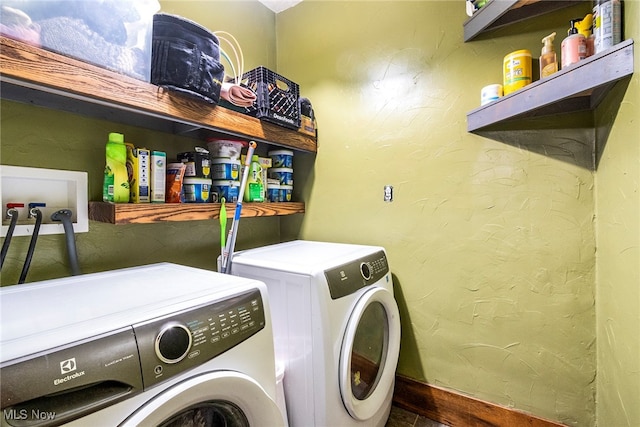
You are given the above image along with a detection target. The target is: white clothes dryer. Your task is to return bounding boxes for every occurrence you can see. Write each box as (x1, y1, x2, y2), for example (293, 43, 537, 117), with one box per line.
(230, 240, 401, 427)
(0, 263, 284, 427)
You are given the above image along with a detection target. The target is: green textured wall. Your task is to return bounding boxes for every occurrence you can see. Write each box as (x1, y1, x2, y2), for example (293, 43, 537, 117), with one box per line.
(276, 2, 612, 425)
(2, 2, 638, 426)
(0, 1, 278, 285)
(595, 1, 640, 425)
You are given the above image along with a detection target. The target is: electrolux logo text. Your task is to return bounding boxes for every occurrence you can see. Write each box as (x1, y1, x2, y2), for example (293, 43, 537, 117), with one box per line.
(54, 357, 85, 386)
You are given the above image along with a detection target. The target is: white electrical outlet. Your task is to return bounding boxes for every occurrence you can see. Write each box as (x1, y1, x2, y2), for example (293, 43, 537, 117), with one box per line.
(1, 165, 89, 237)
(384, 185, 393, 202)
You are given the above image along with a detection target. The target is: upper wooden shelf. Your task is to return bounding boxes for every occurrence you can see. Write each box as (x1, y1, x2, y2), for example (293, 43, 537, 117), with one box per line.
(89, 201, 305, 225)
(0, 36, 317, 153)
(467, 39, 634, 132)
(463, 0, 584, 42)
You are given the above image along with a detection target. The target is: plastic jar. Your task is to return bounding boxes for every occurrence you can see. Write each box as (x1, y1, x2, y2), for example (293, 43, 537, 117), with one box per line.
(268, 149, 294, 168)
(268, 168, 294, 186)
(206, 139, 244, 160)
(212, 180, 240, 203)
(178, 151, 211, 178)
(266, 183, 281, 202)
(280, 185, 293, 202)
(211, 158, 240, 181)
(480, 84, 503, 105)
(503, 50, 532, 95)
(183, 177, 212, 203)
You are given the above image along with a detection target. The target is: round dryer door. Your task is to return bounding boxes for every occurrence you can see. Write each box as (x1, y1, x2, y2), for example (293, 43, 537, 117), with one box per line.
(120, 371, 284, 427)
(339, 286, 401, 421)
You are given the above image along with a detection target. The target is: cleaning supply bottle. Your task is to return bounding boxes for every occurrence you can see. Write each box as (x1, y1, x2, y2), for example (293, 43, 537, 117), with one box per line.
(102, 132, 130, 203)
(561, 19, 587, 69)
(594, 0, 622, 54)
(540, 32, 558, 78)
(576, 13, 595, 57)
(243, 155, 264, 202)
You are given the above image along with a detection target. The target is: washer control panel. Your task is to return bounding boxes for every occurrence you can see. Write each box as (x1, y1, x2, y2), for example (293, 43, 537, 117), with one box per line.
(325, 250, 389, 299)
(134, 288, 265, 388)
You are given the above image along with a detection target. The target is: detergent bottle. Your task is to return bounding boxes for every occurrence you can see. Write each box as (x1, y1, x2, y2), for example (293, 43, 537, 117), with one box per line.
(594, 0, 622, 54)
(540, 32, 558, 78)
(243, 155, 264, 202)
(103, 132, 130, 203)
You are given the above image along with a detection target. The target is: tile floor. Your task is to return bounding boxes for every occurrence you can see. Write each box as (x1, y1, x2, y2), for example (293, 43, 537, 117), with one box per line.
(385, 405, 450, 427)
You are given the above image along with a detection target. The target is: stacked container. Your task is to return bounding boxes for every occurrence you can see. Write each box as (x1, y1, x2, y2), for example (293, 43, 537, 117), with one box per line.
(178, 149, 212, 203)
(206, 141, 242, 203)
(267, 150, 294, 202)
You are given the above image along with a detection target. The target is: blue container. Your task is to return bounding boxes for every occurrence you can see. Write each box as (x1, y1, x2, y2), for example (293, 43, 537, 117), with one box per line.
(211, 158, 240, 181)
(268, 149, 293, 168)
(212, 180, 240, 203)
(183, 178, 211, 203)
(267, 183, 281, 202)
(280, 185, 293, 202)
(268, 168, 293, 186)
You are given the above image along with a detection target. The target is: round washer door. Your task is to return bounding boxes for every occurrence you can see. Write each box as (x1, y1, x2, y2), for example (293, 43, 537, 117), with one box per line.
(339, 286, 401, 421)
(120, 371, 283, 427)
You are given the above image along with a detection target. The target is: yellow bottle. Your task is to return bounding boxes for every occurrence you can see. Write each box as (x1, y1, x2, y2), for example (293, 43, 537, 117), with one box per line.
(102, 132, 130, 203)
(540, 32, 558, 78)
(576, 14, 594, 57)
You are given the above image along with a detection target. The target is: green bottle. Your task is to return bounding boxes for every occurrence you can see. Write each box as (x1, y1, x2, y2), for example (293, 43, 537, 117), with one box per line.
(103, 132, 130, 203)
(244, 155, 264, 202)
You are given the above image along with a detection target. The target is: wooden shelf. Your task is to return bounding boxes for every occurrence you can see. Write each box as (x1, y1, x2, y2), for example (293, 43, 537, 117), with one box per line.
(463, 0, 583, 42)
(89, 202, 305, 225)
(0, 36, 317, 153)
(467, 39, 634, 132)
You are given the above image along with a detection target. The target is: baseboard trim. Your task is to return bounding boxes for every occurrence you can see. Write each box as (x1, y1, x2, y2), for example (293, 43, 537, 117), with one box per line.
(392, 374, 566, 427)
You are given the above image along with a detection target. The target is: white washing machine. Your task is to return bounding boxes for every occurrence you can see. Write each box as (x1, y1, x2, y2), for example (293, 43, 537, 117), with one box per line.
(229, 240, 401, 427)
(0, 263, 284, 427)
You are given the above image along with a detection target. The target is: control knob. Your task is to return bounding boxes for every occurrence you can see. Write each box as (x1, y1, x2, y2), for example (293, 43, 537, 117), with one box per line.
(360, 262, 372, 281)
(155, 322, 192, 364)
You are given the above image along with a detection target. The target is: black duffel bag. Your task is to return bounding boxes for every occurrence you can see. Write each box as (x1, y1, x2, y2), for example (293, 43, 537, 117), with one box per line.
(151, 13, 224, 104)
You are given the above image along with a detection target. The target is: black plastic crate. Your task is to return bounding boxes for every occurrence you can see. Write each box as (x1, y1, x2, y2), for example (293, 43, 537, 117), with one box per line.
(241, 67, 300, 130)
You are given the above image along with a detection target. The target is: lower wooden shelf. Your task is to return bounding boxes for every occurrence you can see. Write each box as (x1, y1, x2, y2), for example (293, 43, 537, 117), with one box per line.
(89, 201, 305, 224)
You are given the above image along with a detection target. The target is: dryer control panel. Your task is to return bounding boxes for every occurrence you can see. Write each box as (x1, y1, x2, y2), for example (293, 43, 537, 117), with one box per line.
(134, 288, 265, 388)
(324, 250, 389, 299)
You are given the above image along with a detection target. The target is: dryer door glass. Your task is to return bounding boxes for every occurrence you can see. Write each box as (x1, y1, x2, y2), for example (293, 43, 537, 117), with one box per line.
(351, 302, 387, 400)
(159, 401, 249, 427)
(339, 286, 401, 421)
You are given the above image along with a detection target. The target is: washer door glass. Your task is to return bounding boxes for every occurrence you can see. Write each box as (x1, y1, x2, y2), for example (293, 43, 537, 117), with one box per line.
(339, 286, 401, 421)
(159, 401, 248, 427)
(121, 371, 283, 427)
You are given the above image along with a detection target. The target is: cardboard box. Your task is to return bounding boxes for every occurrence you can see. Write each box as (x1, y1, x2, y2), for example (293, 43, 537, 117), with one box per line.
(299, 114, 317, 137)
(126, 143, 150, 203)
(150, 151, 166, 203)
